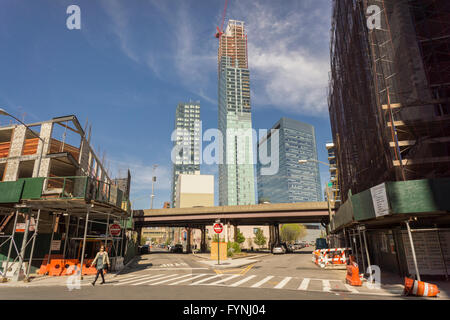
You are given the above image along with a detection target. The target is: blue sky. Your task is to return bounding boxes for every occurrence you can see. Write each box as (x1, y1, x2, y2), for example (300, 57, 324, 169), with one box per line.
(0, 0, 333, 210)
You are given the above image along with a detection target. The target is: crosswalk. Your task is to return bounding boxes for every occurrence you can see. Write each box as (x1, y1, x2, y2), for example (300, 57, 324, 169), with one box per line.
(99, 272, 403, 296)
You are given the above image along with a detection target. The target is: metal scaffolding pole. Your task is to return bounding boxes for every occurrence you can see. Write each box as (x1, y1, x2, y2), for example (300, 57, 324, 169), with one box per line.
(405, 220, 421, 281)
(62, 214, 70, 259)
(435, 227, 449, 280)
(104, 213, 110, 248)
(362, 229, 373, 280)
(13, 213, 31, 281)
(46, 214, 57, 266)
(79, 207, 90, 280)
(25, 209, 41, 281)
(2, 210, 19, 282)
(357, 229, 366, 273)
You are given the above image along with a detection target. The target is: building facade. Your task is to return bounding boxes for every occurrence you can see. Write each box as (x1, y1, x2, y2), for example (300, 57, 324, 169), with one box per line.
(218, 20, 255, 206)
(175, 174, 214, 208)
(328, 0, 450, 279)
(257, 117, 322, 204)
(171, 102, 201, 208)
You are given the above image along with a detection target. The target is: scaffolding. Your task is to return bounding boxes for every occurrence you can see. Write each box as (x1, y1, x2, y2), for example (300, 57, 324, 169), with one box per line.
(329, 0, 450, 202)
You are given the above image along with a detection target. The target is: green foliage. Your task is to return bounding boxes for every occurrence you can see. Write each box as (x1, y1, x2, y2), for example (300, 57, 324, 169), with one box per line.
(164, 237, 172, 246)
(280, 224, 307, 244)
(211, 234, 224, 243)
(235, 229, 245, 245)
(140, 237, 147, 246)
(227, 241, 241, 257)
(253, 228, 267, 248)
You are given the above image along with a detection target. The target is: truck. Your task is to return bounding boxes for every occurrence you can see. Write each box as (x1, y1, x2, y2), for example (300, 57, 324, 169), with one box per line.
(315, 238, 328, 250)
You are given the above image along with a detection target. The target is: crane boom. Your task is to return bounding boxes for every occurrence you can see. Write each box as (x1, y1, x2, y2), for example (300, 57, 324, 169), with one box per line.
(215, 0, 228, 39)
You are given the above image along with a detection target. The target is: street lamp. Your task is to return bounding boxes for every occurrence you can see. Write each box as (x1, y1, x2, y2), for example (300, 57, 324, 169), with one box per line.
(150, 164, 158, 209)
(0, 108, 46, 177)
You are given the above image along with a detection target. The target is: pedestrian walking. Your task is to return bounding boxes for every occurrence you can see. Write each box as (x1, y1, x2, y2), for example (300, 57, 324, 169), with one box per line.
(90, 245, 110, 286)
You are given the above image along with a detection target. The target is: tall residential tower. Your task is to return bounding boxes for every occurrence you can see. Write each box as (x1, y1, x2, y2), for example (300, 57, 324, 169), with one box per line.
(171, 102, 201, 208)
(218, 20, 255, 206)
(257, 118, 322, 203)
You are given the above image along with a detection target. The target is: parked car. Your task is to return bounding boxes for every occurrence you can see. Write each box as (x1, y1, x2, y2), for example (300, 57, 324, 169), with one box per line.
(139, 244, 150, 254)
(272, 245, 286, 254)
(169, 244, 183, 253)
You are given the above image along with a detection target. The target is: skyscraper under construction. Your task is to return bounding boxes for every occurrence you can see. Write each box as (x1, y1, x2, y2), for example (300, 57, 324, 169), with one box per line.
(217, 20, 255, 206)
(328, 0, 450, 202)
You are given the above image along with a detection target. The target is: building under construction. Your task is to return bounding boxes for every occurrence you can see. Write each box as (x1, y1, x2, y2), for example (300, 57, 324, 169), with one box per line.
(0, 115, 136, 282)
(328, 1, 450, 279)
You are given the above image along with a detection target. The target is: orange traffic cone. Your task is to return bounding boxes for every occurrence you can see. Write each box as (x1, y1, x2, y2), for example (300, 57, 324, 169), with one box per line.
(346, 255, 362, 286)
(404, 277, 440, 297)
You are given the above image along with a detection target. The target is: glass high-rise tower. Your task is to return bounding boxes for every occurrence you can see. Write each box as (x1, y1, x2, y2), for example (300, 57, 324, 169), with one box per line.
(171, 102, 201, 208)
(218, 20, 255, 206)
(257, 117, 322, 203)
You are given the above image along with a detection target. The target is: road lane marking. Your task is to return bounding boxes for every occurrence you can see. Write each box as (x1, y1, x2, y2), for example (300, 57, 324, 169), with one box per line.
(344, 284, 359, 293)
(169, 273, 207, 285)
(145, 268, 208, 271)
(132, 274, 180, 286)
(251, 276, 274, 288)
(189, 274, 222, 285)
(206, 274, 240, 285)
(149, 274, 193, 285)
(322, 280, 331, 292)
(298, 278, 310, 290)
(229, 275, 257, 287)
(114, 274, 165, 285)
(274, 277, 292, 289)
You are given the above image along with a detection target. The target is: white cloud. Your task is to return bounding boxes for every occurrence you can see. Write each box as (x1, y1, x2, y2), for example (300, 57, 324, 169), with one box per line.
(228, 0, 331, 116)
(108, 157, 171, 192)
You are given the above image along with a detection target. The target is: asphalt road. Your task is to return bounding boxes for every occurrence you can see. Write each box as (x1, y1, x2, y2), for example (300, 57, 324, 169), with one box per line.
(0, 247, 421, 300)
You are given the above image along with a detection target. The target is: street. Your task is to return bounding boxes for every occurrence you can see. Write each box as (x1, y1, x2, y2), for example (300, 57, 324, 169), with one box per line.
(0, 248, 429, 300)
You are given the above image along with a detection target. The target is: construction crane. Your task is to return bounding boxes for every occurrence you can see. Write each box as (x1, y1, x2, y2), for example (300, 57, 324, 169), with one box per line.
(215, 0, 228, 39)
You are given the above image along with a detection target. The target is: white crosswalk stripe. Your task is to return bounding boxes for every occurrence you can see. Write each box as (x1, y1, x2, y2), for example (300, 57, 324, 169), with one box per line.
(322, 280, 331, 292)
(169, 273, 207, 285)
(251, 276, 274, 288)
(229, 275, 257, 287)
(298, 278, 310, 291)
(114, 274, 164, 286)
(132, 274, 180, 286)
(150, 274, 193, 285)
(274, 277, 292, 289)
(189, 274, 222, 286)
(206, 274, 240, 286)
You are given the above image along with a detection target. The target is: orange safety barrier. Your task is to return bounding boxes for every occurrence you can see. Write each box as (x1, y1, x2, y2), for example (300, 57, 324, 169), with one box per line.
(346, 256, 362, 286)
(61, 259, 80, 276)
(404, 277, 440, 297)
(48, 259, 66, 276)
(38, 254, 64, 275)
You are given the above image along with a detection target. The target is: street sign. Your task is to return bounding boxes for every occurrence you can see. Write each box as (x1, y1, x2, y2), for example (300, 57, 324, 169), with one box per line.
(213, 223, 223, 234)
(109, 224, 121, 236)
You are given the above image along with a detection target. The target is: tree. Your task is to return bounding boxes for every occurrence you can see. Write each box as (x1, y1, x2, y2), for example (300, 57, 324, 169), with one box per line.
(253, 228, 267, 249)
(235, 229, 245, 246)
(140, 236, 147, 246)
(280, 224, 307, 244)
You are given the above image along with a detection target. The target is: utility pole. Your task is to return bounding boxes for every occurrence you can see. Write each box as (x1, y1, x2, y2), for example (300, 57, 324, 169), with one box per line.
(150, 164, 158, 209)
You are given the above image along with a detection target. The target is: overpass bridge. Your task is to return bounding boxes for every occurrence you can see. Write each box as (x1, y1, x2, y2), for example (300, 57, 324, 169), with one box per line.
(133, 202, 334, 252)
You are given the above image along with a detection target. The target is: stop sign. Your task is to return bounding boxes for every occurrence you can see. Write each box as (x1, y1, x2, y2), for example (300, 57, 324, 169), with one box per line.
(109, 224, 121, 236)
(213, 223, 223, 234)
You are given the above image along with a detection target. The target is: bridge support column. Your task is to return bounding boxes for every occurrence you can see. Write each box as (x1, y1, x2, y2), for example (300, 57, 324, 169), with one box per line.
(200, 226, 207, 253)
(186, 227, 192, 253)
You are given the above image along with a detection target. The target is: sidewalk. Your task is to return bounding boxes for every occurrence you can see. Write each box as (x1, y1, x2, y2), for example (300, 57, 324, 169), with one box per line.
(192, 252, 270, 269)
(377, 271, 450, 299)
